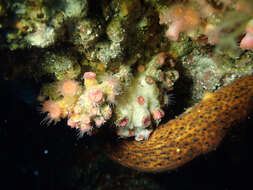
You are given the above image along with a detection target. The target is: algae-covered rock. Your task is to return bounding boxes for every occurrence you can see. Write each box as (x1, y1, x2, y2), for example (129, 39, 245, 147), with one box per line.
(41, 52, 81, 81)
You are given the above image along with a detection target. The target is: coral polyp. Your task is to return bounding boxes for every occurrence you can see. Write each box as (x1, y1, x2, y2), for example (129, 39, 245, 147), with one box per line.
(41, 101, 62, 125)
(39, 52, 179, 140)
(57, 80, 80, 97)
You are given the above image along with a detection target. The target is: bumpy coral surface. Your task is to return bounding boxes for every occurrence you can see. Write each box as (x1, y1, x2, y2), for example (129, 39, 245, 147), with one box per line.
(39, 52, 179, 140)
(114, 53, 179, 140)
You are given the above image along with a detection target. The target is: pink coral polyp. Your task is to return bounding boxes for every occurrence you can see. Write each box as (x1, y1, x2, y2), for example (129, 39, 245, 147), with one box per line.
(240, 32, 253, 50)
(61, 80, 79, 96)
(83, 72, 96, 79)
(137, 96, 145, 105)
(88, 90, 103, 103)
(152, 110, 165, 120)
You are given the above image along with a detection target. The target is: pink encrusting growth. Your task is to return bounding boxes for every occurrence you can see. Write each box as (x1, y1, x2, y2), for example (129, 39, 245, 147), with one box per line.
(62, 71, 125, 136)
(158, 1, 224, 44)
(240, 32, 253, 50)
(152, 109, 165, 120)
(83, 72, 96, 79)
(137, 96, 145, 105)
(165, 20, 184, 41)
(39, 51, 178, 141)
(42, 101, 62, 125)
(240, 20, 253, 50)
(48, 103, 61, 118)
(159, 5, 200, 41)
(88, 90, 103, 103)
(90, 106, 99, 116)
(40, 70, 122, 136)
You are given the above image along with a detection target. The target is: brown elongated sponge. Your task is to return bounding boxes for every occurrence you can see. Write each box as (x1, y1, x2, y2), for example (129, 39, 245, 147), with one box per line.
(105, 75, 253, 172)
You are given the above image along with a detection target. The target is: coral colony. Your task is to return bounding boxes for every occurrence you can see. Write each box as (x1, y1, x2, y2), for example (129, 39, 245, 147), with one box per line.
(1, 0, 253, 141)
(39, 53, 179, 141)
